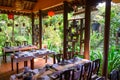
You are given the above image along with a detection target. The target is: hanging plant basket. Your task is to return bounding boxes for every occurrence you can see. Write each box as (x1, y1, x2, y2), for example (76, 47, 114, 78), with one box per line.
(117, 28, 120, 37)
(117, 32, 120, 37)
(7, 23, 13, 27)
(15, 24, 18, 27)
(92, 22, 100, 31)
(0, 27, 2, 32)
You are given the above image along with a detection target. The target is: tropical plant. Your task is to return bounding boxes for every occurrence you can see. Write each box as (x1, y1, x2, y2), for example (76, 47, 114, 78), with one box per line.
(90, 45, 120, 75)
(42, 15, 63, 52)
(108, 45, 120, 74)
(90, 50, 103, 75)
(90, 32, 103, 50)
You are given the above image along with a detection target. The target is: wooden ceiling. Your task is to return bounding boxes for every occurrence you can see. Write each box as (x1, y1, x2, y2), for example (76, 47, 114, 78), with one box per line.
(0, 0, 119, 15)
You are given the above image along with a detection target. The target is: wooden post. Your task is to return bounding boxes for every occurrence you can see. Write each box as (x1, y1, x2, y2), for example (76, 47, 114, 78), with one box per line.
(31, 13, 35, 45)
(80, 19, 84, 55)
(16, 62, 19, 73)
(102, 0, 111, 79)
(12, 18, 14, 42)
(30, 59, 34, 70)
(39, 10, 42, 49)
(63, 1, 68, 59)
(84, 1, 91, 59)
(24, 61, 28, 67)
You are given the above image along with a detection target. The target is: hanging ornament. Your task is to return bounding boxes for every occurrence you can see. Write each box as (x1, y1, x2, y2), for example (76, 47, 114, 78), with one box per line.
(48, 11, 55, 17)
(8, 13, 14, 19)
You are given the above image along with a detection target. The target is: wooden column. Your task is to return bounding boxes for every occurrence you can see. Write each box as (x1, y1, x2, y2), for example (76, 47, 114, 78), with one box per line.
(30, 59, 34, 69)
(84, 1, 91, 59)
(102, 0, 111, 79)
(31, 13, 35, 45)
(63, 1, 68, 59)
(12, 18, 15, 42)
(80, 19, 84, 55)
(39, 10, 42, 49)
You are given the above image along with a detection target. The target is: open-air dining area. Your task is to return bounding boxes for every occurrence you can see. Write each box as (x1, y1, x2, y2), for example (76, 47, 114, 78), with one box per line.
(0, 0, 120, 80)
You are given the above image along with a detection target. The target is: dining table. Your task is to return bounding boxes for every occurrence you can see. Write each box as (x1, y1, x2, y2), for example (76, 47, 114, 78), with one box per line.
(2, 45, 38, 62)
(10, 57, 90, 80)
(11, 49, 56, 73)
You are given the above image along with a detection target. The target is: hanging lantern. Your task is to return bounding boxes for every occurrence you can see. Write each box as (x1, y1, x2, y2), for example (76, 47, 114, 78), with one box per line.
(48, 11, 55, 17)
(8, 13, 14, 19)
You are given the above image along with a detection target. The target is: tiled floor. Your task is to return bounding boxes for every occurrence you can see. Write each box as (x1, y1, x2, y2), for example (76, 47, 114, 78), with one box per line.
(0, 56, 53, 80)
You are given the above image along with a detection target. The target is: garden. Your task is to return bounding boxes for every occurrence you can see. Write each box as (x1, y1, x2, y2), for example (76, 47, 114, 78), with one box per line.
(0, 2, 120, 76)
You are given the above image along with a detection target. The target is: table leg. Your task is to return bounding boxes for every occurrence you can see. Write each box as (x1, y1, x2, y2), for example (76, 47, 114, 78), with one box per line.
(30, 59, 34, 70)
(53, 54, 56, 64)
(5, 53, 7, 63)
(45, 55, 47, 63)
(11, 57, 14, 71)
(2, 50, 5, 60)
(24, 61, 28, 67)
(16, 62, 19, 73)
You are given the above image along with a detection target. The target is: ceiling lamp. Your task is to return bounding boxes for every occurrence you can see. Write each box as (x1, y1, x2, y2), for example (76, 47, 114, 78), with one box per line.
(48, 11, 55, 17)
(14, 0, 23, 10)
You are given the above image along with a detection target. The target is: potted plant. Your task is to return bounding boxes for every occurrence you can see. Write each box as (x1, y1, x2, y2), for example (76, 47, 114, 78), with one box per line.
(92, 20, 100, 32)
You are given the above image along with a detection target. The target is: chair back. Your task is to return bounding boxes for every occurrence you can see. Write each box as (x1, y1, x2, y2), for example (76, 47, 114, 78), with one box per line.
(96, 77, 105, 80)
(15, 41, 21, 46)
(4, 41, 11, 47)
(81, 62, 92, 80)
(67, 51, 74, 60)
(110, 69, 119, 80)
(74, 64, 83, 80)
(53, 54, 63, 64)
(22, 41, 28, 46)
(118, 69, 120, 80)
(92, 59, 100, 75)
(60, 69, 74, 80)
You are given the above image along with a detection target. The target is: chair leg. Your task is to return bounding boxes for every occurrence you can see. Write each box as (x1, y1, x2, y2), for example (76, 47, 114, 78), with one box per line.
(30, 59, 34, 70)
(45, 55, 47, 63)
(11, 57, 14, 71)
(16, 62, 19, 73)
(24, 61, 28, 67)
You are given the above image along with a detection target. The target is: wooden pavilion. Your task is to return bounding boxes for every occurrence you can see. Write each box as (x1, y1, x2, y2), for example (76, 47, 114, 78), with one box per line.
(0, 0, 120, 79)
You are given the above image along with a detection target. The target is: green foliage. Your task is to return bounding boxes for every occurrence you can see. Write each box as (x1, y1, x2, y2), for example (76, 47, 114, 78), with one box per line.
(0, 14, 32, 55)
(15, 36, 27, 42)
(90, 3, 120, 75)
(90, 50, 103, 75)
(108, 45, 120, 74)
(90, 32, 103, 49)
(0, 32, 6, 56)
(90, 45, 120, 75)
(43, 15, 63, 52)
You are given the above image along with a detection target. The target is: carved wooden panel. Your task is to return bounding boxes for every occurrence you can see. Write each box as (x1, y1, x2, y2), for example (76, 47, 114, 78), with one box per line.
(66, 18, 85, 55)
(33, 24, 40, 46)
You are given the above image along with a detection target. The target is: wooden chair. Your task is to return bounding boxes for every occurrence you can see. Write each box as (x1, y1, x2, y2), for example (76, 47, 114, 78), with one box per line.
(80, 62, 92, 80)
(53, 54, 63, 64)
(59, 69, 74, 80)
(67, 51, 74, 60)
(15, 41, 21, 46)
(4, 41, 11, 47)
(74, 64, 83, 80)
(22, 41, 28, 46)
(110, 69, 119, 80)
(96, 77, 105, 80)
(118, 69, 120, 80)
(91, 59, 100, 80)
